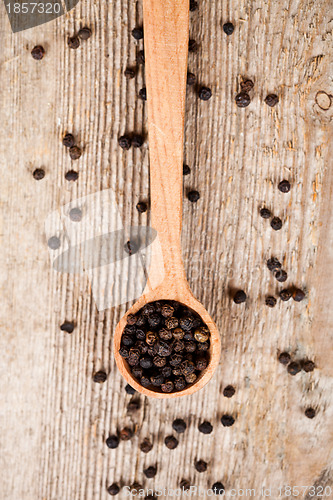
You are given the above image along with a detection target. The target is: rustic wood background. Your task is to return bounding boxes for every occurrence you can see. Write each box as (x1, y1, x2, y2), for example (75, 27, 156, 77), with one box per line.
(0, 0, 332, 499)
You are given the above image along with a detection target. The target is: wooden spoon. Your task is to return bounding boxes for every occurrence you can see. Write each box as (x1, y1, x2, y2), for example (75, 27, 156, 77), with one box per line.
(113, 0, 221, 398)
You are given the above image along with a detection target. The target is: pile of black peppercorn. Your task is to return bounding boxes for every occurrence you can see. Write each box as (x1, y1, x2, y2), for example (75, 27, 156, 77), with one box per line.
(119, 300, 210, 393)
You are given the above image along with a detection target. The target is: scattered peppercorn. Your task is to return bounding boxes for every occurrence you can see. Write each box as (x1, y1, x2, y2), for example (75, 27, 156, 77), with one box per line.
(305, 407, 316, 419)
(132, 134, 144, 148)
(221, 414, 235, 427)
(78, 27, 92, 40)
(302, 360, 315, 372)
(198, 421, 213, 434)
(65, 170, 79, 181)
(287, 361, 301, 376)
(293, 289, 305, 302)
(233, 290, 246, 304)
(240, 79, 254, 92)
(278, 180, 291, 193)
(212, 482, 225, 494)
(180, 479, 191, 490)
(265, 296, 277, 307)
(119, 427, 134, 440)
(195, 460, 207, 473)
(132, 27, 144, 40)
(140, 438, 153, 453)
(69, 207, 82, 222)
(183, 164, 191, 175)
(270, 216, 282, 230)
(60, 321, 74, 333)
(278, 352, 291, 365)
(118, 135, 132, 150)
(172, 418, 187, 433)
(144, 466, 157, 478)
(189, 0, 198, 10)
(267, 257, 282, 272)
(69, 146, 82, 160)
(93, 370, 107, 383)
(136, 201, 148, 213)
(164, 436, 179, 449)
(265, 94, 279, 107)
(106, 435, 119, 449)
(31, 45, 45, 60)
(274, 269, 288, 282)
(67, 36, 80, 49)
(33, 168, 45, 180)
(137, 50, 145, 64)
(199, 86, 212, 101)
(235, 92, 250, 107)
(48, 236, 61, 250)
(107, 484, 120, 496)
(223, 385, 235, 398)
(125, 384, 136, 394)
(223, 22, 234, 35)
(138, 87, 147, 100)
(187, 190, 200, 202)
(260, 207, 271, 219)
(187, 72, 196, 85)
(188, 39, 198, 52)
(124, 67, 136, 79)
(280, 289, 292, 301)
(62, 133, 75, 148)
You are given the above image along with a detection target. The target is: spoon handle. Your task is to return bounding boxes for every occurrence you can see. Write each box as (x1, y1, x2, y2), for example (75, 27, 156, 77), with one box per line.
(143, 0, 189, 282)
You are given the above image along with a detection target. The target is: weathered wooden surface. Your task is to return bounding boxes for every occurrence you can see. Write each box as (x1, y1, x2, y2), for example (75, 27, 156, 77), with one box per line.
(0, 0, 332, 499)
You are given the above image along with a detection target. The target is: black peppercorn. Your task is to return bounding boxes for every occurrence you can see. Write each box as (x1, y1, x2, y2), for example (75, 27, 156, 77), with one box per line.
(278, 180, 291, 193)
(278, 352, 291, 365)
(187, 190, 200, 202)
(197, 342, 209, 352)
(138, 87, 147, 100)
(69, 146, 82, 160)
(260, 207, 271, 219)
(161, 380, 174, 392)
(223, 385, 235, 398)
(65, 170, 79, 181)
(172, 418, 187, 433)
(233, 290, 246, 304)
(240, 79, 254, 92)
(106, 435, 119, 449)
(161, 366, 172, 378)
(221, 414, 235, 427)
(265, 94, 279, 107)
(78, 27, 92, 40)
(274, 269, 288, 282)
(174, 377, 186, 391)
(280, 289, 292, 301)
(212, 482, 225, 494)
(186, 72, 196, 85)
(165, 317, 179, 329)
(144, 466, 157, 478)
(305, 407, 316, 419)
(140, 355, 153, 369)
(31, 45, 45, 60)
(135, 201, 147, 214)
(150, 373, 165, 386)
(173, 340, 185, 352)
(179, 316, 193, 331)
(140, 438, 153, 453)
(93, 371, 107, 383)
(132, 366, 143, 378)
(188, 39, 198, 52)
(267, 257, 282, 272)
(158, 328, 173, 341)
(185, 341, 197, 353)
(132, 134, 144, 148)
(118, 135, 132, 150)
(132, 27, 144, 40)
(189, 0, 198, 10)
(235, 92, 250, 108)
(195, 460, 207, 472)
(128, 348, 140, 366)
(293, 289, 305, 302)
(33, 168, 45, 180)
(119, 427, 134, 440)
(67, 36, 80, 49)
(119, 346, 129, 358)
(181, 360, 195, 376)
(301, 360, 315, 372)
(124, 67, 136, 79)
(183, 164, 191, 175)
(62, 133, 75, 148)
(125, 384, 136, 395)
(199, 87, 212, 101)
(161, 304, 174, 317)
(153, 355, 166, 368)
(265, 296, 277, 307)
(137, 50, 145, 64)
(60, 321, 74, 333)
(107, 484, 120, 496)
(148, 313, 161, 328)
(48, 236, 61, 250)
(287, 361, 301, 375)
(223, 22, 234, 35)
(165, 435, 179, 449)
(198, 421, 213, 434)
(170, 354, 183, 367)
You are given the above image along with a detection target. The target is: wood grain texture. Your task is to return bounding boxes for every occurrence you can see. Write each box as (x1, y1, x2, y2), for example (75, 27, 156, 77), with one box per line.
(0, 0, 332, 498)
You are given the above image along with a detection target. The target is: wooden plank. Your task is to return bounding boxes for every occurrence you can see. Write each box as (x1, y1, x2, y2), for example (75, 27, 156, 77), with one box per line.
(0, 0, 332, 499)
